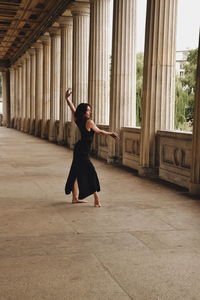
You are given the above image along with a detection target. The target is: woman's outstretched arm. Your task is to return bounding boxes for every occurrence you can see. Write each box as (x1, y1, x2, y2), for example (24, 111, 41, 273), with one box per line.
(86, 119, 119, 139)
(65, 88, 76, 118)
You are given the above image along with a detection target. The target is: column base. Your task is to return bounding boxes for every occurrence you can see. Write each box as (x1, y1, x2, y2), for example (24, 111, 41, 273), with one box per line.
(189, 183, 200, 196)
(107, 155, 122, 165)
(57, 139, 66, 146)
(41, 133, 48, 139)
(138, 166, 159, 178)
(48, 136, 57, 142)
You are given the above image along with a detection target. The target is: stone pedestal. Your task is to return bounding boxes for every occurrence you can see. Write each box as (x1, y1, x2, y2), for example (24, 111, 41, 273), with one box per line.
(88, 0, 112, 125)
(190, 34, 200, 196)
(34, 42, 43, 136)
(28, 48, 36, 134)
(70, 2, 90, 148)
(139, 0, 177, 177)
(57, 16, 73, 144)
(48, 26, 61, 142)
(24, 53, 31, 133)
(108, 0, 137, 163)
(40, 34, 51, 139)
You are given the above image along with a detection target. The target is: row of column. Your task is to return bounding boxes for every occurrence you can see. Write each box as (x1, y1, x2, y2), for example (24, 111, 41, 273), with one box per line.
(2, 0, 200, 195)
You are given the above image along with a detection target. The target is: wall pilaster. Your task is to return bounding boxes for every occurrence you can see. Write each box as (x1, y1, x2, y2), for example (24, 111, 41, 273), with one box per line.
(190, 33, 200, 195)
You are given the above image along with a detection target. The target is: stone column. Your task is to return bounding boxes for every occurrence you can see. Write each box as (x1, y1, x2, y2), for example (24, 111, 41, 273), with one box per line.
(108, 0, 137, 163)
(190, 33, 200, 195)
(13, 66, 18, 128)
(34, 42, 43, 136)
(2, 71, 7, 126)
(17, 61, 23, 130)
(139, 0, 177, 177)
(21, 56, 26, 131)
(70, 2, 90, 147)
(57, 15, 73, 144)
(88, 0, 112, 125)
(9, 67, 15, 127)
(48, 26, 61, 142)
(24, 52, 31, 133)
(40, 34, 51, 139)
(28, 48, 36, 134)
(2, 70, 10, 127)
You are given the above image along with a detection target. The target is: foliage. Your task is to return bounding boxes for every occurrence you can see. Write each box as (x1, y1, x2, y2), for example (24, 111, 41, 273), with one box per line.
(136, 48, 198, 130)
(136, 52, 144, 126)
(175, 48, 198, 130)
(0, 73, 2, 97)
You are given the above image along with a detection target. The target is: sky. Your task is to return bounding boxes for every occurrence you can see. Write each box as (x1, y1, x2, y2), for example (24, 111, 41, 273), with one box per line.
(136, 0, 200, 53)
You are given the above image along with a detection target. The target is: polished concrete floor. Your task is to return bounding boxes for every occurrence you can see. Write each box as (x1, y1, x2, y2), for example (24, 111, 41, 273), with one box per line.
(1, 127, 200, 300)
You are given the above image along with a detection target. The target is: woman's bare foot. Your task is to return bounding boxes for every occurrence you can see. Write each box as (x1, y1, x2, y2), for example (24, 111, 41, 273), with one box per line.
(94, 193, 101, 207)
(94, 192, 101, 207)
(94, 199, 101, 207)
(72, 197, 87, 204)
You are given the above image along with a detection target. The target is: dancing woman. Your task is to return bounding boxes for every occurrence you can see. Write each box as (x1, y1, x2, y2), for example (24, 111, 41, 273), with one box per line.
(65, 88, 119, 207)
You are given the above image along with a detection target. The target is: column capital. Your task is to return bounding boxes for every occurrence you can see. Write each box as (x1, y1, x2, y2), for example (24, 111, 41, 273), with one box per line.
(13, 63, 18, 70)
(48, 26, 61, 38)
(40, 34, 51, 45)
(24, 52, 31, 60)
(28, 48, 36, 56)
(1, 70, 7, 77)
(16, 60, 23, 68)
(9, 67, 14, 72)
(20, 54, 27, 63)
(32, 41, 43, 51)
(70, 2, 90, 16)
(57, 16, 73, 28)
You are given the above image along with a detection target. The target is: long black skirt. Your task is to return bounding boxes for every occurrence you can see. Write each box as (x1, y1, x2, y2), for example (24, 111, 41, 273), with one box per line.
(65, 141, 100, 199)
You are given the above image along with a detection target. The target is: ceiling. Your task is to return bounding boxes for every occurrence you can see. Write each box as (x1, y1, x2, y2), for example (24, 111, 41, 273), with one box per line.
(0, 0, 72, 68)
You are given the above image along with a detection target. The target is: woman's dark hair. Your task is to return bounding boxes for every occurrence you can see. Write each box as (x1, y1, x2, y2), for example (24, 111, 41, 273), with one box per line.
(75, 103, 90, 120)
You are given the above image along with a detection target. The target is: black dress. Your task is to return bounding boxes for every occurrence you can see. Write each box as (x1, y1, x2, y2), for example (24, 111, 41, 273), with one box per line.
(65, 118, 100, 199)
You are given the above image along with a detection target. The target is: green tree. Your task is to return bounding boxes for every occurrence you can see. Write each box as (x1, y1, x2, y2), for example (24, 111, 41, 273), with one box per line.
(175, 76, 188, 129)
(181, 48, 198, 120)
(136, 52, 144, 126)
(0, 73, 2, 97)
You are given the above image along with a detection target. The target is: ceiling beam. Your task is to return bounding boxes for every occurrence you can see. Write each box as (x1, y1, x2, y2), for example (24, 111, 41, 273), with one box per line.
(0, 27, 34, 31)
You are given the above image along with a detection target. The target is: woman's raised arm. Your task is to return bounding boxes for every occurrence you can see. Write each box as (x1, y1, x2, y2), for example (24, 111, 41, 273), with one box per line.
(65, 88, 76, 118)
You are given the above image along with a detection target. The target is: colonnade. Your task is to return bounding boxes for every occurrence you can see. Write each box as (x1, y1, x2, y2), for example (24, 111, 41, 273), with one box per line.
(1, 0, 200, 195)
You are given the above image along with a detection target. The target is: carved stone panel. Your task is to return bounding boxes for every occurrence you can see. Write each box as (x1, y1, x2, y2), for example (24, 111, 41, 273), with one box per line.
(122, 127, 141, 170)
(158, 130, 192, 188)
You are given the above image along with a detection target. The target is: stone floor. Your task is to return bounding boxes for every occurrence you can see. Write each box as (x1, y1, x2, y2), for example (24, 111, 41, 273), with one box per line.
(1, 127, 200, 300)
